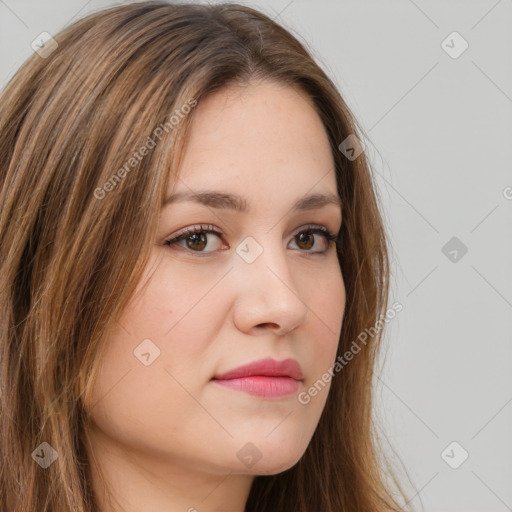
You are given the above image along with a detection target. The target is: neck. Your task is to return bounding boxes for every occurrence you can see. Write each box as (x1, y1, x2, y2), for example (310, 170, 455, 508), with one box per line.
(85, 422, 254, 512)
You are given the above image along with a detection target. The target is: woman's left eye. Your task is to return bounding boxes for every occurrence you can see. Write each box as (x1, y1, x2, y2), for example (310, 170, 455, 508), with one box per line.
(164, 224, 338, 255)
(289, 226, 338, 252)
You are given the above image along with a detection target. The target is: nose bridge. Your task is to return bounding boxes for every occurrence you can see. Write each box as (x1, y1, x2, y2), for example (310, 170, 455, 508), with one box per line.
(233, 233, 307, 313)
(236, 233, 291, 286)
(230, 229, 313, 335)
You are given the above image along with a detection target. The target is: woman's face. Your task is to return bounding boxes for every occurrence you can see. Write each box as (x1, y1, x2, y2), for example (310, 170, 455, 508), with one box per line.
(86, 80, 345, 480)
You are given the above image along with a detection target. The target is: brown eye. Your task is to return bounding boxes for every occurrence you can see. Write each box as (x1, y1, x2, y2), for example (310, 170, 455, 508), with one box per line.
(165, 225, 225, 254)
(289, 227, 337, 253)
(185, 233, 208, 251)
(295, 232, 315, 250)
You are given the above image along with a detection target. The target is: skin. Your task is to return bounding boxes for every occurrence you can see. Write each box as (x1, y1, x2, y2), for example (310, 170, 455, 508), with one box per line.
(84, 79, 346, 512)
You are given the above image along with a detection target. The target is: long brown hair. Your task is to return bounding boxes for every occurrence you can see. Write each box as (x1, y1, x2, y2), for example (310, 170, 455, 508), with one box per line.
(0, 2, 412, 510)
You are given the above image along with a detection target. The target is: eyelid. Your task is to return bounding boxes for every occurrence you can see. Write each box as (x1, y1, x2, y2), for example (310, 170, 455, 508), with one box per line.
(165, 223, 338, 241)
(165, 223, 218, 241)
(290, 223, 334, 238)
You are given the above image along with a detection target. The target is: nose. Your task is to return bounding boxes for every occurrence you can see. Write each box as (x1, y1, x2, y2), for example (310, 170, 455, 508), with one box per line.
(231, 240, 309, 336)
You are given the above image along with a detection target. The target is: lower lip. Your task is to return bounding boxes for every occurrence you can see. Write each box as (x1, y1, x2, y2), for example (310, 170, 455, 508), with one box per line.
(212, 376, 301, 397)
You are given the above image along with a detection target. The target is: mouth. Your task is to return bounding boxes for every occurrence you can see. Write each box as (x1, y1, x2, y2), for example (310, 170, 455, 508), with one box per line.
(211, 357, 303, 398)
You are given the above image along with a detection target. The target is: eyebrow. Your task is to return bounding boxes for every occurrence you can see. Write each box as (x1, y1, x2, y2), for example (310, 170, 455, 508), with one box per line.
(162, 190, 342, 213)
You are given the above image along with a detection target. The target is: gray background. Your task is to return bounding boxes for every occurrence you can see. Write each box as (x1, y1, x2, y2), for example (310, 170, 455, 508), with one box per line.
(1, 1, 511, 511)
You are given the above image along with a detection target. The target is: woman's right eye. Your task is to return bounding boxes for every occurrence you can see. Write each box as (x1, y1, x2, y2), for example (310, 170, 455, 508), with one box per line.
(164, 225, 227, 254)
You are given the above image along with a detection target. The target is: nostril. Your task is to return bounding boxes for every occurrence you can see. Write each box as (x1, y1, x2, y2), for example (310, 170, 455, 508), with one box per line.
(256, 322, 279, 329)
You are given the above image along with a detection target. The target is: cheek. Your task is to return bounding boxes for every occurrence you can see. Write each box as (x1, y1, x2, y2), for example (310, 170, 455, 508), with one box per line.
(314, 267, 345, 331)
(84, 314, 216, 456)
(118, 254, 225, 341)
(84, 260, 228, 442)
(294, 276, 344, 428)
(305, 269, 345, 374)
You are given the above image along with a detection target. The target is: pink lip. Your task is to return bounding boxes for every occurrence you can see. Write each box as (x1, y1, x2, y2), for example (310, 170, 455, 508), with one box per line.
(212, 358, 303, 398)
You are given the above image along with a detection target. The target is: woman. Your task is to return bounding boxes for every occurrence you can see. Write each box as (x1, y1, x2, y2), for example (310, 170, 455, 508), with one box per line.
(0, 2, 411, 511)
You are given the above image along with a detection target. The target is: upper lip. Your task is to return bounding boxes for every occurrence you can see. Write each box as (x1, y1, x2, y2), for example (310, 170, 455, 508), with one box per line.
(212, 357, 303, 381)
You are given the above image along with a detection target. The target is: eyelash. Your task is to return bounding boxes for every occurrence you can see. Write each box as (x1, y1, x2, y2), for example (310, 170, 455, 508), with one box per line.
(164, 224, 339, 256)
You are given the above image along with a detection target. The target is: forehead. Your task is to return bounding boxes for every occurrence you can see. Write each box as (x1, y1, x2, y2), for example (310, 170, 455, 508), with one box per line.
(171, 80, 338, 202)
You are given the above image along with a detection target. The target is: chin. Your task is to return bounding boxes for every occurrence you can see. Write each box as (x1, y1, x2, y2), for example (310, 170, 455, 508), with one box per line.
(250, 459, 301, 476)
(237, 447, 306, 476)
